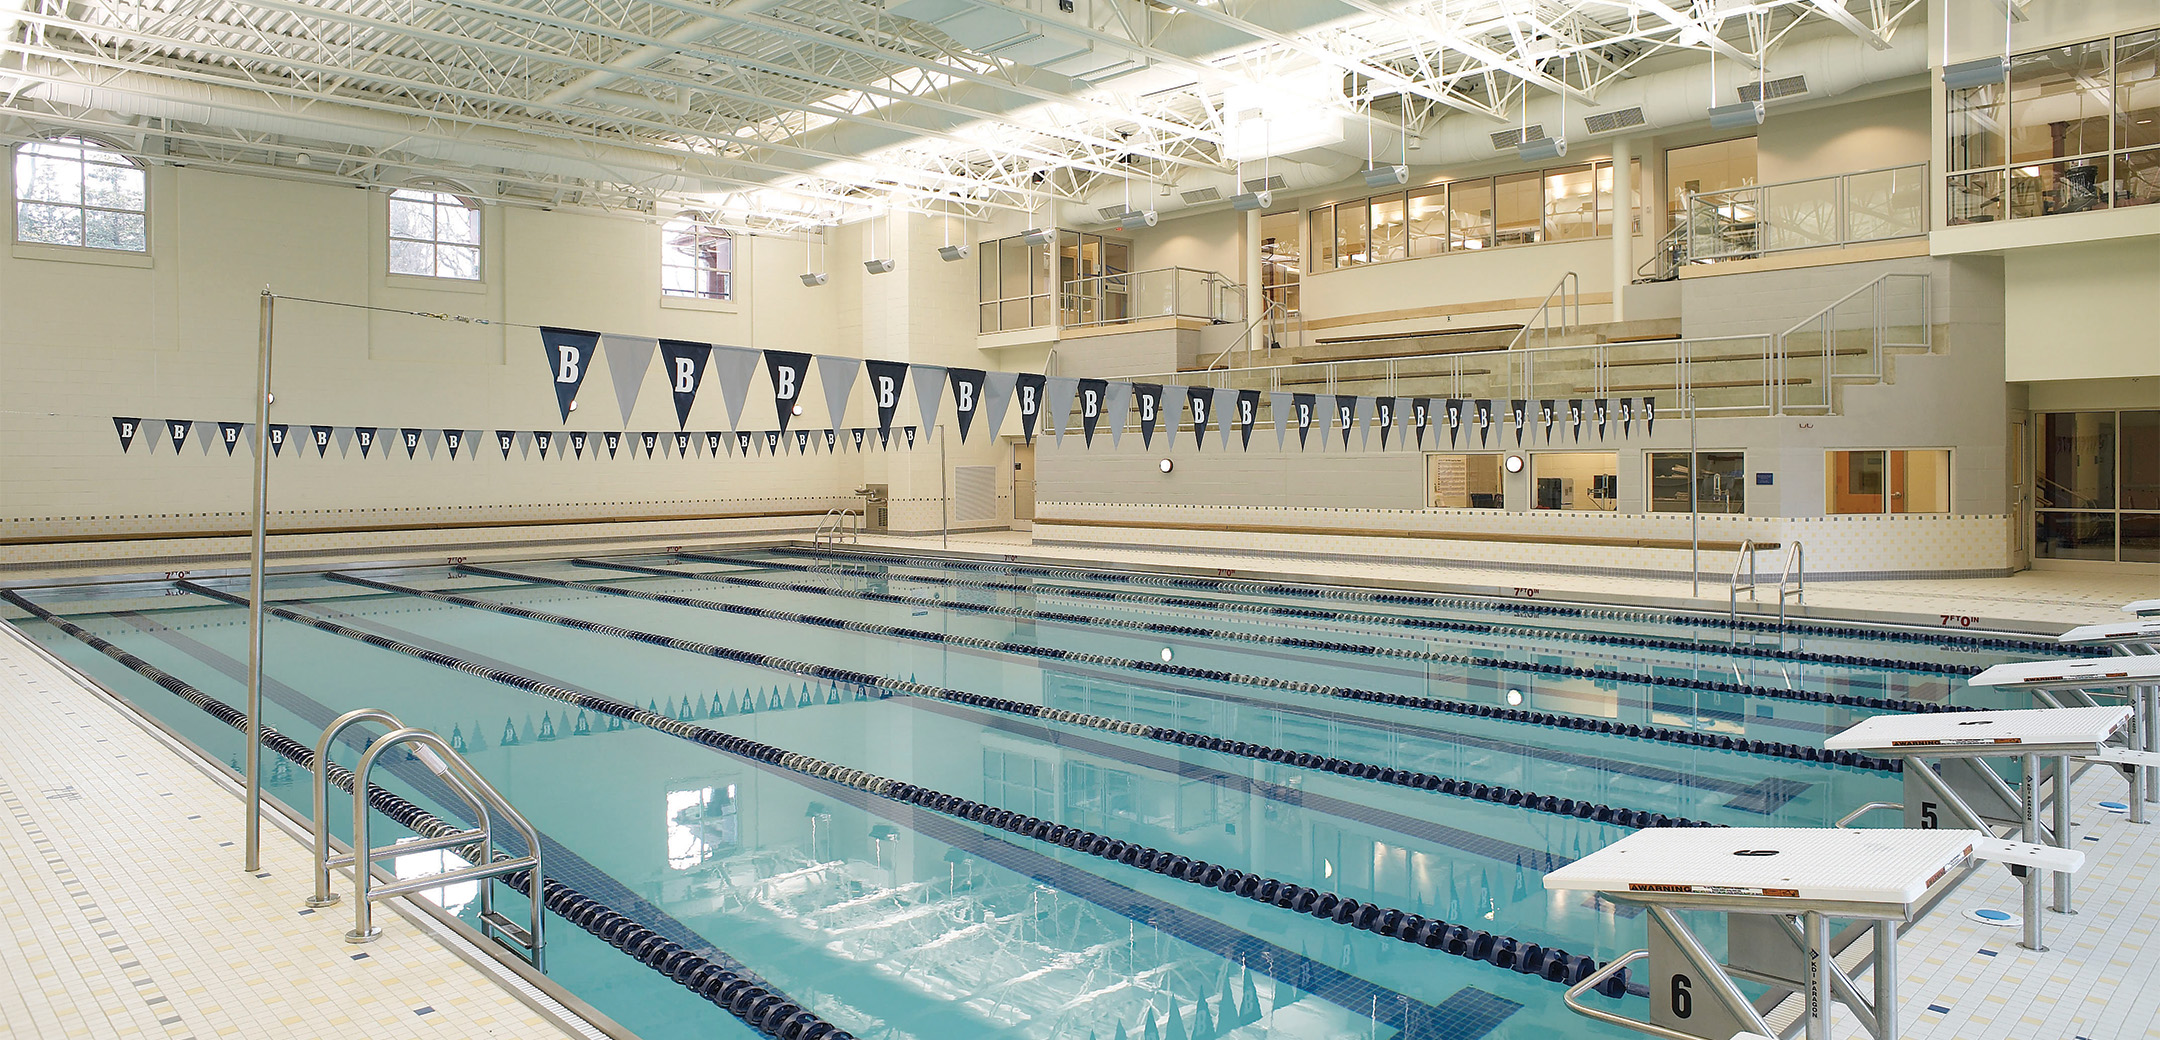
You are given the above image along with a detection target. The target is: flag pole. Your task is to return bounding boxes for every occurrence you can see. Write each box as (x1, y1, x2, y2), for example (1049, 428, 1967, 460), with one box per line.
(245, 288, 274, 871)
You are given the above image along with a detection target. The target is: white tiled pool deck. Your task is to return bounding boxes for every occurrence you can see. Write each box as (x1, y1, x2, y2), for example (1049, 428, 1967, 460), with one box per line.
(0, 623, 586, 1040)
(3, 531, 2155, 1040)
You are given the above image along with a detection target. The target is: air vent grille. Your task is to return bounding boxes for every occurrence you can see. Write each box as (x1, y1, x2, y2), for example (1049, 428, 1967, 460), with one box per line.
(1739, 75, 1808, 103)
(1489, 125, 1546, 150)
(1582, 107, 1646, 134)
(1243, 175, 1286, 192)
(1097, 204, 1132, 220)
(1180, 187, 1221, 204)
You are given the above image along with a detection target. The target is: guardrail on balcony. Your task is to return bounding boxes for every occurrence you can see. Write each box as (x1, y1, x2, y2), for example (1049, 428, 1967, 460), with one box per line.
(1059, 266, 1245, 329)
(1685, 163, 1928, 264)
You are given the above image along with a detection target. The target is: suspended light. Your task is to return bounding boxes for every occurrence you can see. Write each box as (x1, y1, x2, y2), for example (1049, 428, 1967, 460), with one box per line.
(1021, 227, 1056, 245)
(1518, 137, 1567, 162)
(1362, 164, 1409, 188)
(1119, 209, 1158, 230)
(1943, 55, 2010, 90)
(1708, 101, 1766, 130)
(938, 244, 969, 262)
(799, 272, 828, 286)
(1229, 189, 1273, 211)
(863, 258, 896, 275)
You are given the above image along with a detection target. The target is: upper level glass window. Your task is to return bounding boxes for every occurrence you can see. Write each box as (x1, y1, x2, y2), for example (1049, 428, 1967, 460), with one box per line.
(661, 216, 734, 300)
(388, 188, 480, 279)
(1948, 30, 2160, 223)
(13, 137, 147, 252)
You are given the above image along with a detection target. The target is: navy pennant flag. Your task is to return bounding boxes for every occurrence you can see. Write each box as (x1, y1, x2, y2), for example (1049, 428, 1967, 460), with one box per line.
(217, 421, 244, 456)
(540, 327, 602, 422)
(1540, 400, 1557, 441)
(1643, 396, 1657, 435)
(1132, 383, 1165, 448)
(793, 429, 809, 454)
(495, 430, 515, 458)
(1186, 387, 1213, 449)
(605, 431, 622, 458)
(402, 428, 423, 458)
(823, 429, 837, 453)
(1619, 398, 1635, 437)
(658, 340, 712, 429)
(1569, 399, 1584, 441)
(1473, 401, 1492, 447)
(532, 431, 552, 458)
(704, 431, 723, 457)
(763, 430, 781, 455)
(1236, 389, 1261, 449)
(441, 429, 461, 458)
(1335, 397, 1355, 449)
(877, 427, 892, 449)
(1411, 399, 1431, 448)
(947, 368, 988, 442)
(1444, 399, 1463, 447)
(1510, 399, 1528, 445)
(1289, 393, 1316, 447)
(864, 360, 908, 438)
(1014, 373, 1045, 443)
(640, 431, 659, 457)
(763, 350, 811, 432)
(354, 426, 378, 458)
(1077, 379, 1108, 445)
(569, 431, 588, 458)
(674, 432, 691, 457)
(1595, 399, 1609, 440)
(166, 419, 193, 453)
(1374, 397, 1396, 449)
(850, 428, 865, 452)
(114, 416, 141, 452)
(903, 425, 918, 449)
(736, 431, 753, 456)
(269, 423, 290, 456)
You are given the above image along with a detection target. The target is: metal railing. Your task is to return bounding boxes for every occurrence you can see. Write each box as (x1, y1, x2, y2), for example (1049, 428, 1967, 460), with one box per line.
(1059, 266, 1244, 329)
(1636, 224, 1688, 282)
(1204, 298, 1296, 372)
(310, 709, 545, 969)
(1685, 163, 1928, 264)
(1774, 271, 1931, 414)
(811, 508, 860, 547)
(1730, 539, 1805, 631)
(1506, 271, 1581, 350)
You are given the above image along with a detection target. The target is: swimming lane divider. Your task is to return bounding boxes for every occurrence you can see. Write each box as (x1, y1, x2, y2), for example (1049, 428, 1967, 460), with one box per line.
(461, 563, 1896, 776)
(196, 573, 1632, 998)
(606, 558, 1953, 718)
(759, 548, 2068, 661)
(0, 589, 855, 1040)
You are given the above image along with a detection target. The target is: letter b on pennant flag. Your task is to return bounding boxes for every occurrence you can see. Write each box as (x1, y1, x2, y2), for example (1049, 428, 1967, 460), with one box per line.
(658, 340, 712, 429)
(540, 327, 602, 423)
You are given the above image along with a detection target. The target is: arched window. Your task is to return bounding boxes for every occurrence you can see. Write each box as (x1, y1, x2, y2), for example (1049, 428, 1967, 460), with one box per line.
(661, 215, 733, 300)
(388, 187, 481, 279)
(13, 136, 148, 252)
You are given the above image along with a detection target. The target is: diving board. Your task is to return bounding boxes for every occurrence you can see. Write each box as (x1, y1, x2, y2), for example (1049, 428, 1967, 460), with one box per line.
(1828, 705, 2127, 950)
(1546, 827, 2074, 1040)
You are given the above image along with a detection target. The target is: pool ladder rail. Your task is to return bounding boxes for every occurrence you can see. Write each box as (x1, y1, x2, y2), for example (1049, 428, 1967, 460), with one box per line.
(307, 709, 547, 971)
(811, 508, 861, 548)
(1729, 539, 1804, 634)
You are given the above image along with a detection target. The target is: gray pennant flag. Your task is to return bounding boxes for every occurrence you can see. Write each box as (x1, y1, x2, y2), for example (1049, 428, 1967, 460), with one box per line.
(240, 423, 257, 455)
(423, 429, 442, 458)
(144, 417, 166, 454)
(1212, 387, 1238, 448)
(815, 355, 859, 431)
(710, 344, 761, 430)
(515, 430, 533, 459)
(911, 364, 946, 432)
(1103, 381, 1132, 446)
(978, 371, 1016, 441)
(1355, 396, 1374, 450)
(603, 334, 658, 425)
(1044, 376, 1077, 443)
(333, 426, 355, 458)
(1270, 392, 1293, 448)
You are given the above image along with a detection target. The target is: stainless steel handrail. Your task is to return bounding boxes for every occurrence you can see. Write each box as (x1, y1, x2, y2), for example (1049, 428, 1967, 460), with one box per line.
(1506, 270, 1580, 351)
(1205, 298, 1291, 373)
(310, 710, 546, 969)
(811, 508, 859, 547)
(1728, 537, 1762, 629)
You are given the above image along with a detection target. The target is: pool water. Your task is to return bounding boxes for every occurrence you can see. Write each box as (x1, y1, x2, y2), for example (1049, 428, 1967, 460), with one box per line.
(4, 548, 2054, 1040)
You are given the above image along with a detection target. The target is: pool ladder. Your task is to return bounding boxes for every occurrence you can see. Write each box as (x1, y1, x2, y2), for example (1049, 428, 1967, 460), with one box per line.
(307, 709, 546, 971)
(811, 507, 861, 547)
(1728, 539, 1804, 634)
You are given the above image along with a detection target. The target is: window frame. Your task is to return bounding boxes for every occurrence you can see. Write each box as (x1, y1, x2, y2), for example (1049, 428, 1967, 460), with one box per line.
(1647, 451, 1748, 514)
(386, 185, 483, 281)
(12, 134, 150, 256)
(1945, 27, 2160, 224)
(1305, 158, 1638, 272)
(660, 214, 735, 302)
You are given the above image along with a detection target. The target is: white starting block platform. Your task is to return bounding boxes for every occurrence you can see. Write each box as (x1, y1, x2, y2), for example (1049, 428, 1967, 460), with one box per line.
(2125, 599, 2160, 617)
(2058, 618, 2160, 652)
(1969, 656, 2160, 814)
(1828, 706, 2140, 952)
(1546, 827, 2076, 1040)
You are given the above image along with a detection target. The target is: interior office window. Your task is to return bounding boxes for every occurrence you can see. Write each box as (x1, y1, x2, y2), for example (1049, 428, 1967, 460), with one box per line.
(1407, 184, 1448, 257)
(1309, 205, 1335, 270)
(1665, 137, 1757, 224)
(1335, 199, 1369, 266)
(1946, 169, 2006, 224)
(1450, 178, 1494, 249)
(2010, 41, 2112, 166)
(1493, 171, 1543, 245)
(388, 188, 480, 279)
(1824, 450, 1951, 514)
(1533, 453, 1618, 510)
(2121, 31, 2160, 150)
(1543, 164, 1597, 241)
(1648, 451, 1746, 513)
(13, 136, 148, 252)
(2035, 411, 2117, 562)
(1259, 209, 1301, 316)
(660, 216, 733, 300)
(1947, 82, 2009, 175)
(1427, 453, 1503, 509)
(1369, 192, 1407, 263)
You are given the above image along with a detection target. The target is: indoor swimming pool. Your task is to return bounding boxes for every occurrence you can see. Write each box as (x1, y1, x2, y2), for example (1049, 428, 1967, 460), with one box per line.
(0, 549, 2072, 1040)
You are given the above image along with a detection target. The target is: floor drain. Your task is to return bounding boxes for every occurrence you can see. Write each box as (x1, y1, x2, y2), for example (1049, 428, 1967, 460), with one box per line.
(1964, 908, 2017, 927)
(2095, 800, 2130, 814)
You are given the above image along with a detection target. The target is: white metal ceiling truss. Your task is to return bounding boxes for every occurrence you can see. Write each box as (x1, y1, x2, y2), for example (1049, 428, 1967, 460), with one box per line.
(0, 0, 1923, 226)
